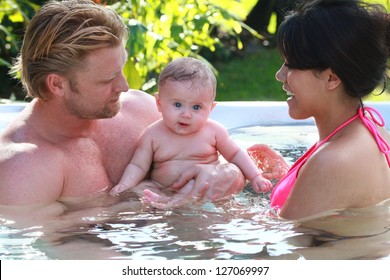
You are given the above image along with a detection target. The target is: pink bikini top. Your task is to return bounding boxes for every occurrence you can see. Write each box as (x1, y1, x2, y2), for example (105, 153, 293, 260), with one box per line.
(270, 106, 390, 210)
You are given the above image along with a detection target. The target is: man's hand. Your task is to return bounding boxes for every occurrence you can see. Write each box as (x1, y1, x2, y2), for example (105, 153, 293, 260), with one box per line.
(143, 163, 245, 209)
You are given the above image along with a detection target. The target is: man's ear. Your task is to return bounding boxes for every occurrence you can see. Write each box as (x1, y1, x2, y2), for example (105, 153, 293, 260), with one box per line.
(46, 73, 66, 97)
(154, 92, 162, 112)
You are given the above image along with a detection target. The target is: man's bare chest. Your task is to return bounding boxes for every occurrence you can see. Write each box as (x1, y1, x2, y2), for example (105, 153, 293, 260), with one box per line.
(59, 138, 112, 197)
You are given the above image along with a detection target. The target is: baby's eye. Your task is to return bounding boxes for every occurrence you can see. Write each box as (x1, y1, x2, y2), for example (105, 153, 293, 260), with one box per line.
(193, 105, 201, 110)
(174, 102, 182, 108)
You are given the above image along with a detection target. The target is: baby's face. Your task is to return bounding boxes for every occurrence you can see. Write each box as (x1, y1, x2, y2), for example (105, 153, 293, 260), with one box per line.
(156, 80, 216, 135)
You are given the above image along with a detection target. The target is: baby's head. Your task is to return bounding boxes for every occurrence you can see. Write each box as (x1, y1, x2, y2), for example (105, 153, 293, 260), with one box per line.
(158, 57, 216, 101)
(156, 57, 217, 134)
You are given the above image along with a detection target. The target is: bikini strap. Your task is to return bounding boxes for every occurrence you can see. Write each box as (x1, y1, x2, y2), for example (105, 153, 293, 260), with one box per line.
(358, 106, 390, 167)
(319, 112, 359, 145)
(317, 106, 390, 167)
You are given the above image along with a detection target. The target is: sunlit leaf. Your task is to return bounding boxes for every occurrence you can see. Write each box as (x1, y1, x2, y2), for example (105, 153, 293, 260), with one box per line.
(8, 11, 23, 23)
(123, 58, 143, 90)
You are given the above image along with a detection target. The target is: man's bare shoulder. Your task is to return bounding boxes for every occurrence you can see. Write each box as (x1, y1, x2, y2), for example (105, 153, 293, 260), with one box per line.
(0, 103, 66, 204)
(120, 89, 156, 111)
(0, 140, 64, 205)
(136, 119, 164, 145)
(119, 89, 160, 126)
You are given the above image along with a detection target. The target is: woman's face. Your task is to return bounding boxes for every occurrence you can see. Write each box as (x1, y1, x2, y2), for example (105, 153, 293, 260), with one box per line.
(275, 61, 328, 120)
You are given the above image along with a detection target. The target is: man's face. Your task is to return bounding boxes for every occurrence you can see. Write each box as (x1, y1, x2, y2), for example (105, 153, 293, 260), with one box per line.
(63, 45, 129, 119)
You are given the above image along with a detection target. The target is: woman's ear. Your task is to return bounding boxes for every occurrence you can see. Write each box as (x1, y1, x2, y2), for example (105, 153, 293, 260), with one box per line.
(326, 69, 342, 91)
(46, 73, 66, 97)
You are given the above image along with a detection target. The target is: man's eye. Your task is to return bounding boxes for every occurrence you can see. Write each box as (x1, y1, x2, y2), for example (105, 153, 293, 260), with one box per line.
(193, 105, 201, 110)
(174, 102, 181, 108)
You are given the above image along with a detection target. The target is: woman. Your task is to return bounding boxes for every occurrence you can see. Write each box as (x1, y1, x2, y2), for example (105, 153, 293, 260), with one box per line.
(250, 0, 390, 219)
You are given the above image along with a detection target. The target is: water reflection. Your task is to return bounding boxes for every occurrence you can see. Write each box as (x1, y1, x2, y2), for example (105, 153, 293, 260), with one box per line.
(1, 125, 390, 259)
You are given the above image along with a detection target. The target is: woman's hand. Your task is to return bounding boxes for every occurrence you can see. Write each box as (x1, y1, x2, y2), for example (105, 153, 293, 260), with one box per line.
(247, 144, 289, 180)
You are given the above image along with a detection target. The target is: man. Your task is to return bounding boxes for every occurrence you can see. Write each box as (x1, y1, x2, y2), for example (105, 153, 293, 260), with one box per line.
(0, 0, 245, 207)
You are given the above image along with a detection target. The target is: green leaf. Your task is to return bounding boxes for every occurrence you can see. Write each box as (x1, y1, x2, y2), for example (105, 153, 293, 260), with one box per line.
(123, 58, 143, 90)
(8, 11, 24, 23)
(0, 57, 11, 66)
(127, 19, 147, 57)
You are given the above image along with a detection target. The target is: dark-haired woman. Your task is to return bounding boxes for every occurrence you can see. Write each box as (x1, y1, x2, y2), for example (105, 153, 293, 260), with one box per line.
(250, 0, 390, 219)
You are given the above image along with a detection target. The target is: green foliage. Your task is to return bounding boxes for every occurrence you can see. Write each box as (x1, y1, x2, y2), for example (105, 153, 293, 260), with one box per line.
(0, 0, 39, 66)
(0, 0, 41, 99)
(216, 48, 284, 101)
(110, 0, 247, 93)
(0, 0, 389, 101)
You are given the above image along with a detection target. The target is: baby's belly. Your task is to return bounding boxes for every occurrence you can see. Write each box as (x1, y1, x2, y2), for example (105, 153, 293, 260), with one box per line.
(151, 159, 218, 188)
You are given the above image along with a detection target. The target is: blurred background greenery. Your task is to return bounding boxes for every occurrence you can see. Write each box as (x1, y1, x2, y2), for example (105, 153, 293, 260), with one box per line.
(1, 0, 389, 102)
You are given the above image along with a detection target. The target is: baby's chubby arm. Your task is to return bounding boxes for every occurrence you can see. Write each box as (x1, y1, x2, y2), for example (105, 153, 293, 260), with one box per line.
(110, 128, 154, 195)
(213, 121, 272, 192)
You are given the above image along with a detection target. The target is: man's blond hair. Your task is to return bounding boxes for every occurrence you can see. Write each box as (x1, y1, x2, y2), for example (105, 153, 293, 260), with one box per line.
(11, 0, 128, 100)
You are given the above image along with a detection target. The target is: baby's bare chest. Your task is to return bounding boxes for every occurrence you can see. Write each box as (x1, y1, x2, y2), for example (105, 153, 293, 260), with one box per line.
(153, 131, 217, 162)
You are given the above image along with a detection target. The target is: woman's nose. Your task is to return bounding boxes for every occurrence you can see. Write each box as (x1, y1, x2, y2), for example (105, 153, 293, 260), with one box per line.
(275, 64, 286, 82)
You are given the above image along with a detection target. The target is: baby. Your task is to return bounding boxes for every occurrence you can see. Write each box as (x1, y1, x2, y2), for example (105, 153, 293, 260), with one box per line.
(110, 57, 272, 204)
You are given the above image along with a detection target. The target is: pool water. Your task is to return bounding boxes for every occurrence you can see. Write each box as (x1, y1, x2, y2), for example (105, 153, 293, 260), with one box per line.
(1, 119, 390, 260)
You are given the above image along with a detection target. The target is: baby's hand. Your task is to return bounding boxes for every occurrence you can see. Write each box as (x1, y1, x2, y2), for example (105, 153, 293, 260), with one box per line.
(109, 183, 130, 195)
(251, 174, 273, 193)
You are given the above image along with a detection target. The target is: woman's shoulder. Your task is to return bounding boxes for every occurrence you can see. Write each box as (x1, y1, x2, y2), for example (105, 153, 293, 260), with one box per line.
(301, 127, 385, 191)
(310, 131, 368, 169)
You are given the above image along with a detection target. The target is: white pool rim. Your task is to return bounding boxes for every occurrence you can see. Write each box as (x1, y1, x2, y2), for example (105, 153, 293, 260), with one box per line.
(1, 101, 390, 130)
(210, 101, 390, 130)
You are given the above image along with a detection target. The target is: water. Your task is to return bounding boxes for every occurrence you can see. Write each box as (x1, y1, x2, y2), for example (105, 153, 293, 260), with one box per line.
(1, 112, 390, 260)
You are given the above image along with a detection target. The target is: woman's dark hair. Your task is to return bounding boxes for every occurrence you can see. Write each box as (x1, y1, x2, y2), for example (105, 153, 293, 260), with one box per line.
(277, 0, 390, 98)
